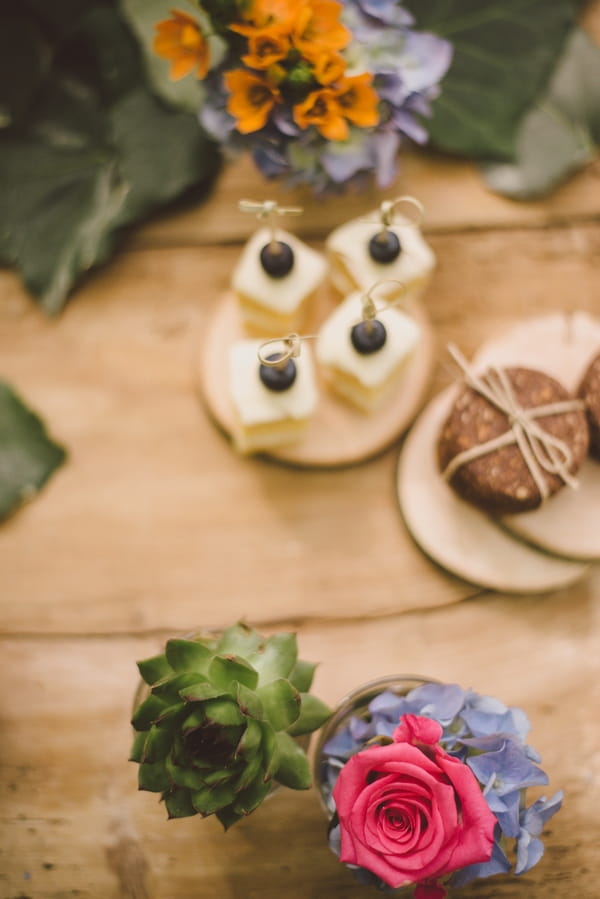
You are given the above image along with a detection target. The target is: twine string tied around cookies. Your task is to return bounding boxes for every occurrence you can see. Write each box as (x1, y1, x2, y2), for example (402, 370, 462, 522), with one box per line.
(442, 344, 584, 501)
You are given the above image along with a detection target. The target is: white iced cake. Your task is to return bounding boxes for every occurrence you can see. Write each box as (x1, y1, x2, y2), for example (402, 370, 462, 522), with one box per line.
(232, 227, 326, 335)
(316, 291, 421, 413)
(326, 212, 435, 302)
(228, 339, 318, 453)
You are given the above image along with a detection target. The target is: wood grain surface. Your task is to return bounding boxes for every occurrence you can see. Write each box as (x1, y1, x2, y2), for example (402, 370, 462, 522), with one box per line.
(2, 10, 600, 893)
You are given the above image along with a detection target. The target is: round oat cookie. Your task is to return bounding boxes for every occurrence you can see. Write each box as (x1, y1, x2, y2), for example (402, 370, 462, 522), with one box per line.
(578, 351, 600, 460)
(437, 367, 589, 515)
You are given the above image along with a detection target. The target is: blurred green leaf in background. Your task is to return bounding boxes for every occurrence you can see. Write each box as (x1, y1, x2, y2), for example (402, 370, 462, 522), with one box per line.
(0, 0, 221, 315)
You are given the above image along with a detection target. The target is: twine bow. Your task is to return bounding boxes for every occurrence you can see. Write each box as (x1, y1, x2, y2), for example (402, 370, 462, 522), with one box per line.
(442, 344, 584, 502)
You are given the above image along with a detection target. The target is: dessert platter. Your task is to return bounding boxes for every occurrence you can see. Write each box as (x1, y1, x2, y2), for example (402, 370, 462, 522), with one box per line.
(397, 312, 600, 592)
(199, 197, 436, 467)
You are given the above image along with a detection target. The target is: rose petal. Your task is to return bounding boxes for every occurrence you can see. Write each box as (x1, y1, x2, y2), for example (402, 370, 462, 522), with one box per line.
(394, 715, 443, 746)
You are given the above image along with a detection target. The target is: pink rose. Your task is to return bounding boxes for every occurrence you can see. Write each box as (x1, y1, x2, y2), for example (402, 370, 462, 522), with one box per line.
(332, 714, 496, 891)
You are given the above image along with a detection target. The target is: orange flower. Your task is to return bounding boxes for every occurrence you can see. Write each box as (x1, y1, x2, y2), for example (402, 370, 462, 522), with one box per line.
(312, 51, 346, 85)
(241, 26, 290, 69)
(231, 0, 303, 36)
(292, 0, 351, 62)
(153, 9, 210, 80)
(224, 70, 281, 133)
(334, 73, 380, 128)
(293, 88, 348, 141)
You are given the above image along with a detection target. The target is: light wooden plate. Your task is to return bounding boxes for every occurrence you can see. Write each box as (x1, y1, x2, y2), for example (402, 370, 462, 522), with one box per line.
(198, 288, 435, 468)
(474, 311, 600, 560)
(396, 385, 590, 593)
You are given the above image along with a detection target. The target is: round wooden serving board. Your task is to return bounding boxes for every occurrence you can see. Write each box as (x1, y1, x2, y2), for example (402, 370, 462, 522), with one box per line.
(199, 288, 434, 468)
(473, 311, 600, 560)
(396, 385, 589, 593)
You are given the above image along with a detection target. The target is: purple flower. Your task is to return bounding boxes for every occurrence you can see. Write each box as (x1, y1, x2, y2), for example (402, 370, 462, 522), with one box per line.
(349, 0, 415, 27)
(516, 831, 545, 875)
(461, 690, 531, 741)
(405, 682, 467, 724)
(466, 737, 549, 795)
(516, 791, 563, 874)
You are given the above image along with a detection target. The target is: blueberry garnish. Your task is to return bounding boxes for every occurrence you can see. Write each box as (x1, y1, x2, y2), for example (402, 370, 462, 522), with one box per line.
(259, 353, 297, 391)
(351, 320, 387, 355)
(368, 230, 401, 264)
(260, 241, 294, 278)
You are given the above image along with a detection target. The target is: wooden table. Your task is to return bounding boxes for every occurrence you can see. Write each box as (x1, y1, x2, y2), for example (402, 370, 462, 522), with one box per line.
(2, 61, 600, 899)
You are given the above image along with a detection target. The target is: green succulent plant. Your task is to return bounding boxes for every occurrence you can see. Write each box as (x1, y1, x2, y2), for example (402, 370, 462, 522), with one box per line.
(130, 622, 332, 829)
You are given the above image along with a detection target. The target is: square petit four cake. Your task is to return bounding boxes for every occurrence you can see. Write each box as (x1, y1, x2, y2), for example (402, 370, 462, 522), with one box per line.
(228, 338, 318, 453)
(316, 291, 421, 413)
(232, 227, 326, 336)
(326, 209, 435, 303)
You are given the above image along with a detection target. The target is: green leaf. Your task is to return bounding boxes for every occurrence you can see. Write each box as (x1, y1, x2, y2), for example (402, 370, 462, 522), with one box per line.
(249, 633, 298, 684)
(181, 709, 205, 732)
(286, 694, 332, 737)
(155, 703, 186, 728)
(0, 3, 221, 314)
(152, 671, 205, 703)
(405, 0, 584, 158)
(232, 777, 271, 816)
(137, 760, 170, 792)
(192, 782, 237, 816)
(209, 655, 259, 691)
(136, 653, 173, 686)
(255, 679, 301, 732)
(165, 638, 213, 674)
(131, 693, 170, 731)
(260, 722, 279, 780)
(235, 719, 263, 759)
(178, 681, 228, 702)
(202, 767, 233, 787)
(273, 732, 312, 791)
(0, 13, 50, 129)
(215, 805, 243, 831)
(288, 659, 317, 693)
(232, 745, 263, 792)
(141, 724, 173, 763)
(165, 756, 209, 790)
(236, 682, 264, 720)
(129, 730, 147, 763)
(0, 382, 67, 521)
(215, 622, 263, 658)
(164, 787, 197, 819)
(482, 28, 600, 198)
(203, 697, 245, 727)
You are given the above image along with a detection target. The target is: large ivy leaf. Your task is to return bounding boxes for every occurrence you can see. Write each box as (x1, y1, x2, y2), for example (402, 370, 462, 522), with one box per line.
(405, 0, 586, 159)
(0, 382, 67, 520)
(482, 28, 600, 199)
(0, 1, 221, 315)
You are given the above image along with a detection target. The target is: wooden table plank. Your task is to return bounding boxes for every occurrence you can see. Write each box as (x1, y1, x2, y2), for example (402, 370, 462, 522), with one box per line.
(1, 586, 599, 897)
(1, 221, 599, 635)
(131, 150, 600, 250)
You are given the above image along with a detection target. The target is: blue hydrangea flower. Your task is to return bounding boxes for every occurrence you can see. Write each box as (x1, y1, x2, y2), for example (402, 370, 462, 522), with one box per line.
(466, 737, 549, 796)
(515, 792, 563, 874)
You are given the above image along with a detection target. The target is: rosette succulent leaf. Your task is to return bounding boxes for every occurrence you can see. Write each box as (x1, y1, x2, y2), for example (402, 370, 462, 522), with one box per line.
(130, 623, 331, 828)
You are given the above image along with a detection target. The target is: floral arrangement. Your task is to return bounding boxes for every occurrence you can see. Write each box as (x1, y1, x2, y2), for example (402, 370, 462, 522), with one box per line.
(318, 680, 562, 898)
(153, 0, 453, 191)
(130, 622, 331, 829)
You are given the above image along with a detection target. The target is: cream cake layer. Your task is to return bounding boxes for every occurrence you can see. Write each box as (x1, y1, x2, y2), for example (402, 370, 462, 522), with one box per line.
(316, 292, 421, 388)
(232, 227, 326, 315)
(326, 213, 435, 300)
(228, 340, 318, 452)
